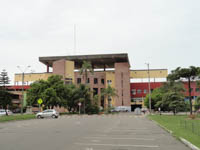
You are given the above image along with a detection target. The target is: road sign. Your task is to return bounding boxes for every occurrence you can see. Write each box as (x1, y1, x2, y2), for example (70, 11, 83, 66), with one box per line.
(37, 98, 43, 105)
(78, 102, 82, 106)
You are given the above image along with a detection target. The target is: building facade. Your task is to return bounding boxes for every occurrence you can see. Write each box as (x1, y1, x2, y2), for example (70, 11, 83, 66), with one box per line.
(14, 53, 168, 110)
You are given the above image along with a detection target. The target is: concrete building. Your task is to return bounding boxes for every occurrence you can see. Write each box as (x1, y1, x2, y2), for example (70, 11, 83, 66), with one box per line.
(14, 53, 168, 110)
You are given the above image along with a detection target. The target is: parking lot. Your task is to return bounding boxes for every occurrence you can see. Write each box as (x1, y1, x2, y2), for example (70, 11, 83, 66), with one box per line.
(0, 113, 190, 150)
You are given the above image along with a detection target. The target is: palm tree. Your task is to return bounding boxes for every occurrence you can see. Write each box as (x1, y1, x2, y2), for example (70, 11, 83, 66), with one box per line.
(80, 61, 93, 84)
(101, 85, 118, 109)
(79, 61, 93, 113)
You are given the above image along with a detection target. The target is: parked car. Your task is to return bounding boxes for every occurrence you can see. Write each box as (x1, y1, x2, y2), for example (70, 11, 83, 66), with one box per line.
(36, 109, 59, 119)
(0, 109, 13, 116)
(112, 106, 131, 112)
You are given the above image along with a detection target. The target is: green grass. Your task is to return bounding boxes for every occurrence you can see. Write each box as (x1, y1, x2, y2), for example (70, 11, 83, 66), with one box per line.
(148, 115, 200, 148)
(0, 114, 35, 122)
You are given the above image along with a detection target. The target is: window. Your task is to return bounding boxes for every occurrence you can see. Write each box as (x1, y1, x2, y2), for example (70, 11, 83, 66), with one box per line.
(93, 88, 98, 96)
(101, 79, 104, 84)
(94, 78, 98, 84)
(131, 89, 136, 95)
(77, 78, 81, 84)
(137, 89, 142, 94)
(132, 98, 143, 102)
(196, 88, 200, 92)
(87, 78, 90, 83)
(144, 89, 147, 94)
(107, 80, 112, 85)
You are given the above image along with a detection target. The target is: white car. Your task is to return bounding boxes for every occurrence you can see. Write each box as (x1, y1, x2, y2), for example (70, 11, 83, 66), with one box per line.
(36, 109, 59, 119)
(113, 106, 131, 112)
(0, 109, 13, 116)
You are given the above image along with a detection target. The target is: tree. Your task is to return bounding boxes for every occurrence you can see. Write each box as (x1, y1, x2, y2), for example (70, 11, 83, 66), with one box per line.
(42, 88, 60, 109)
(79, 61, 93, 84)
(79, 61, 93, 113)
(162, 91, 185, 115)
(0, 69, 10, 88)
(27, 80, 49, 106)
(101, 85, 118, 109)
(63, 84, 80, 112)
(144, 88, 164, 110)
(194, 96, 200, 111)
(167, 66, 200, 115)
(144, 81, 185, 114)
(0, 89, 12, 115)
(27, 75, 65, 108)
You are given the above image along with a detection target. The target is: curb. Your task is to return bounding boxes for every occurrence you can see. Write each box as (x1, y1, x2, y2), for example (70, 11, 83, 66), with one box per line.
(150, 119, 173, 134)
(180, 138, 200, 150)
(148, 117, 200, 150)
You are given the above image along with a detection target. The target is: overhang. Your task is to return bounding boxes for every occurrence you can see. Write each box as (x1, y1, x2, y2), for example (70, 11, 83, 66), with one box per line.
(39, 53, 130, 69)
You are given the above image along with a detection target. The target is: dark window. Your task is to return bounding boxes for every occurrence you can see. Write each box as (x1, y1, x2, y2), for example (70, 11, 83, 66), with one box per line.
(144, 89, 147, 94)
(87, 78, 90, 83)
(93, 88, 98, 96)
(101, 79, 104, 84)
(77, 78, 81, 84)
(196, 88, 200, 92)
(94, 78, 98, 84)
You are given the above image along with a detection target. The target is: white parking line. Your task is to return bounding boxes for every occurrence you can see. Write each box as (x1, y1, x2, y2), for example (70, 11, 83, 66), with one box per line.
(84, 137, 155, 141)
(75, 143, 159, 148)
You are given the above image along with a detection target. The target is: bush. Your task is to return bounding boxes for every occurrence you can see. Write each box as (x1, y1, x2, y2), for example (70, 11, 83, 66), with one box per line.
(86, 104, 99, 114)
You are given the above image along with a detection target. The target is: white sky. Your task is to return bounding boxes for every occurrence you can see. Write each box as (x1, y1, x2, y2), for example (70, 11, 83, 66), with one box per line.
(0, 0, 200, 84)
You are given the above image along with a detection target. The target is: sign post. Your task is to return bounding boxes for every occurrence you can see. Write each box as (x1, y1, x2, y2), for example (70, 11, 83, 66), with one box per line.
(78, 102, 81, 115)
(37, 98, 43, 112)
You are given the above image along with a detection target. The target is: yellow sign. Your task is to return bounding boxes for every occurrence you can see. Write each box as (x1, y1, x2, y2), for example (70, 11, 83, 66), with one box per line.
(37, 98, 43, 104)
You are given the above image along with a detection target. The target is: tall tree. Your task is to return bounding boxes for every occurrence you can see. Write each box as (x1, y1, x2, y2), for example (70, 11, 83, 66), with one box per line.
(0, 69, 10, 88)
(167, 66, 200, 115)
(79, 61, 93, 113)
(101, 85, 118, 109)
(0, 89, 12, 115)
(80, 61, 93, 84)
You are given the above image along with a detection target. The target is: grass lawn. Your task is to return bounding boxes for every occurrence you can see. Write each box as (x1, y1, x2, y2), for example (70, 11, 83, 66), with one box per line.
(148, 114, 200, 148)
(0, 114, 35, 123)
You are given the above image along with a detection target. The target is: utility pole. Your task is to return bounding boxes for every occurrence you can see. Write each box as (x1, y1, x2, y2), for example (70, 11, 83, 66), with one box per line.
(146, 63, 151, 114)
(74, 24, 76, 55)
(17, 66, 31, 114)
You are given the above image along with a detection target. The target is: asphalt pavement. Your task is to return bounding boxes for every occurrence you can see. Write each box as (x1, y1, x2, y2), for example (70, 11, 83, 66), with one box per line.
(0, 113, 190, 150)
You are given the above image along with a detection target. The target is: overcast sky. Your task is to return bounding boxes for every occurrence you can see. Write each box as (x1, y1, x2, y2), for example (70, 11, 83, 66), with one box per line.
(0, 0, 200, 83)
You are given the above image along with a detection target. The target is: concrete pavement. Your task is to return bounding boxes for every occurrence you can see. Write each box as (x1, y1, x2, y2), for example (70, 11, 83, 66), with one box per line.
(0, 113, 190, 150)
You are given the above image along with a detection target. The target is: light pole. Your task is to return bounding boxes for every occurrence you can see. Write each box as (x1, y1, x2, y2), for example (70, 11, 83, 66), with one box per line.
(17, 66, 31, 114)
(145, 63, 151, 114)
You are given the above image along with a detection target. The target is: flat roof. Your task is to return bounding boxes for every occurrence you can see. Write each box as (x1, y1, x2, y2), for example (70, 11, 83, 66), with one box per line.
(131, 69, 168, 71)
(39, 53, 130, 69)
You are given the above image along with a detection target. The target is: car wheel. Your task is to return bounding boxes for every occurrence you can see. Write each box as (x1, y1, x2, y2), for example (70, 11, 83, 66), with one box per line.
(37, 115, 42, 119)
(52, 115, 56, 119)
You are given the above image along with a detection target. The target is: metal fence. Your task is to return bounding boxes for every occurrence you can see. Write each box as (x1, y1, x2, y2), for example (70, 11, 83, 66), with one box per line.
(180, 120, 200, 136)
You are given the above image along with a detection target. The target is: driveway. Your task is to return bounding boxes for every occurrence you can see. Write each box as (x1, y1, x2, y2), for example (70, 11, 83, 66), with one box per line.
(0, 113, 190, 150)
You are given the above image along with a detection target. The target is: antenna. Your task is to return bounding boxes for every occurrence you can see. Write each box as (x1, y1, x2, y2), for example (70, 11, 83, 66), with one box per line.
(74, 24, 76, 55)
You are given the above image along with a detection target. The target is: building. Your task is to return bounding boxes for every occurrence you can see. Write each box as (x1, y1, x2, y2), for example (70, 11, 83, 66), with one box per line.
(14, 53, 168, 110)
(130, 81, 200, 110)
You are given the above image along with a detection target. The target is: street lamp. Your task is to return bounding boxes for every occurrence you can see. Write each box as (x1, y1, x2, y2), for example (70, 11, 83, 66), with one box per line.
(145, 63, 151, 114)
(17, 66, 31, 114)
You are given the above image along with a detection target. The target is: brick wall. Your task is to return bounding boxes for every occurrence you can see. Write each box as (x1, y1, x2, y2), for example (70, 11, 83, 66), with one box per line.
(115, 62, 131, 106)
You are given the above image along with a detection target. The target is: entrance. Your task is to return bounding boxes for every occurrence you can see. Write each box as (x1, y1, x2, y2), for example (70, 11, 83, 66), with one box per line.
(131, 104, 142, 112)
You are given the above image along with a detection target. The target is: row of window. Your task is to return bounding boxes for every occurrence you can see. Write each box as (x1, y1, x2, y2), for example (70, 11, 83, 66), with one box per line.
(131, 89, 148, 95)
(77, 78, 112, 85)
(131, 98, 143, 102)
(131, 88, 200, 95)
